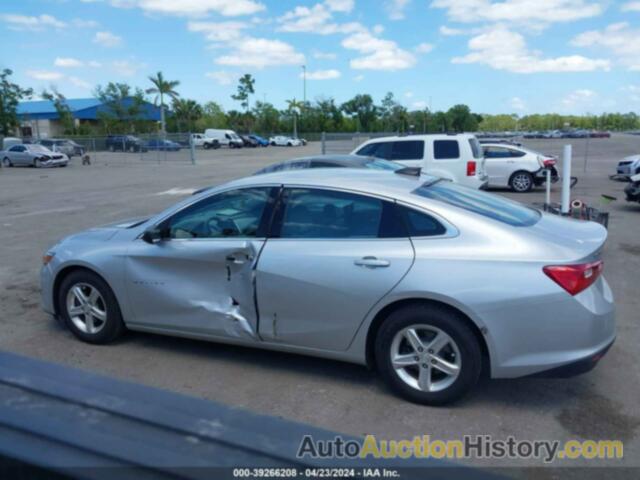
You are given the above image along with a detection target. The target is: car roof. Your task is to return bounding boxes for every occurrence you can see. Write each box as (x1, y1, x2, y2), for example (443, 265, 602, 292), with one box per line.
(278, 154, 376, 167)
(363, 133, 476, 143)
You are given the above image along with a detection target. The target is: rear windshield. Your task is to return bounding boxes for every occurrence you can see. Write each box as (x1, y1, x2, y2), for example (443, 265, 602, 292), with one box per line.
(364, 158, 402, 171)
(413, 181, 540, 227)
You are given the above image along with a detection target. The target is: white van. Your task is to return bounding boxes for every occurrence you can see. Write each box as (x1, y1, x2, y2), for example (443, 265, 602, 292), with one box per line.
(204, 129, 243, 149)
(351, 134, 488, 189)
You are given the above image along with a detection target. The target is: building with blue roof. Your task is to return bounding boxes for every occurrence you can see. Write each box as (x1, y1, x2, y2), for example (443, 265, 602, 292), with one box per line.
(16, 97, 162, 138)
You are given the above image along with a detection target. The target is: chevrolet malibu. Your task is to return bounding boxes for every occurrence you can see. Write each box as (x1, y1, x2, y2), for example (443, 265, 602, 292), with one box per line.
(40, 169, 615, 405)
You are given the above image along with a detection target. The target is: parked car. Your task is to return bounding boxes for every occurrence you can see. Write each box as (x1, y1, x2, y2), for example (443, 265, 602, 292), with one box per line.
(352, 133, 488, 189)
(240, 135, 259, 148)
(566, 129, 590, 139)
(146, 139, 181, 151)
(2, 137, 22, 150)
(248, 134, 270, 147)
(204, 129, 243, 148)
(541, 130, 563, 139)
(190, 133, 206, 147)
(254, 155, 406, 175)
(624, 173, 640, 204)
(616, 155, 640, 176)
(40, 169, 615, 405)
(38, 139, 84, 157)
(590, 131, 611, 138)
(2, 144, 68, 168)
(482, 143, 558, 192)
(522, 131, 543, 139)
(270, 136, 304, 147)
(105, 135, 147, 153)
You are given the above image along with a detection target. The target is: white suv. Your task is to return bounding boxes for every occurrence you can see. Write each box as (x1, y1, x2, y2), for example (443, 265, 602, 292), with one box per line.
(351, 134, 488, 189)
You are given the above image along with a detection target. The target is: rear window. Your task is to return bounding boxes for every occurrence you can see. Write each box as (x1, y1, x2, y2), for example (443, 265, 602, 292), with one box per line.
(434, 140, 460, 159)
(398, 205, 446, 236)
(413, 181, 540, 227)
(391, 141, 424, 160)
(468, 138, 483, 159)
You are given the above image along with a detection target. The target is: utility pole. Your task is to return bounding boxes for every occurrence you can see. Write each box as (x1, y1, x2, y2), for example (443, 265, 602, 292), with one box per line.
(301, 65, 306, 106)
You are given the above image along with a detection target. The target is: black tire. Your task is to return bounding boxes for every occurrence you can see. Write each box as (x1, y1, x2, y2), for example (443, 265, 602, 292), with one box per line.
(375, 304, 482, 405)
(203, 142, 211, 150)
(2, 157, 12, 167)
(58, 270, 125, 344)
(509, 170, 534, 193)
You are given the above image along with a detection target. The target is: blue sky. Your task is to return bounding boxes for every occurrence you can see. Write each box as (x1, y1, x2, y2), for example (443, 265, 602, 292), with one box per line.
(1, 0, 639, 115)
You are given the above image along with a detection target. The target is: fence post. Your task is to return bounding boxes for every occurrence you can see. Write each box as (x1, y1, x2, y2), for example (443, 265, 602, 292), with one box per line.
(190, 132, 196, 165)
(321, 132, 326, 155)
(92, 138, 96, 164)
(561, 144, 572, 215)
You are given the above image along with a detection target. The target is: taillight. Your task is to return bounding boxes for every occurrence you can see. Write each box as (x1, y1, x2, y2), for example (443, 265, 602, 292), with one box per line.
(543, 261, 603, 296)
(466, 161, 476, 176)
(543, 159, 556, 167)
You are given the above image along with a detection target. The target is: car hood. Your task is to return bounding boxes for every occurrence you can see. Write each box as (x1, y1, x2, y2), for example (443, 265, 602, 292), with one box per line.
(61, 217, 149, 244)
(621, 155, 640, 164)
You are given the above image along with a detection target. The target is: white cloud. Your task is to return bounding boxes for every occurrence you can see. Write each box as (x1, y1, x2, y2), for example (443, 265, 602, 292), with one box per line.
(216, 37, 305, 68)
(68, 76, 92, 89)
(26, 70, 64, 81)
(510, 96, 526, 111)
(206, 70, 236, 85)
(622, 85, 640, 102)
(277, 1, 361, 35)
(439, 25, 464, 35)
(404, 91, 414, 98)
(187, 21, 248, 42)
(412, 100, 428, 109)
(386, 0, 411, 20)
(72, 18, 99, 28)
(313, 51, 337, 60)
(93, 31, 123, 47)
(54, 57, 84, 68)
(88, 60, 103, 68)
(453, 27, 610, 73)
(324, 0, 354, 12)
(561, 89, 596, 110)
(353, 74, 364, 82)
(571, 22, 640, 71)
(342, 29, 416, 70)
(415, 42, 434, 53)
(106, 0, 264, 16)
(302, 69, 341, 80)
(431, 0, 603, 27)
(0, 14, 66, 31)
(621, 1, 640, 11)
(112, 60, 144, 76)
(372, 24, 385, 34)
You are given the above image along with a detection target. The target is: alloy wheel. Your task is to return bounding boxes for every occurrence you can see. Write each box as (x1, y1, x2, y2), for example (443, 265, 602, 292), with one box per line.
(512, 173, 532, 192)
(66, 283, 108, 334)
(389, 324, 461, 393)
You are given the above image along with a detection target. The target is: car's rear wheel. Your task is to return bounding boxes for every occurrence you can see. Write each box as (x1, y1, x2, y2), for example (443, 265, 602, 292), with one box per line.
(2, 157, 12, 167)
(509, 171, 534, 193)
(58, 270, 125, 344)
(375, 304, 482, 405)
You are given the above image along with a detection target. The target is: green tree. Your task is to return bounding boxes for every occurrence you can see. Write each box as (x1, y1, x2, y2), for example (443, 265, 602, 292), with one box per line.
(341, 94, 378, 132)
(171, 98, 202, 133)
(447, 104, 478, 132)
(146, 71, 180, 133)
(94, 82, 146, 133)
(42, 88, 75, 134)
(0, 69, 33, 136)
(252, 101, 280, 134)
(232, 74, 256, 112)
(196, 101, 228, 131)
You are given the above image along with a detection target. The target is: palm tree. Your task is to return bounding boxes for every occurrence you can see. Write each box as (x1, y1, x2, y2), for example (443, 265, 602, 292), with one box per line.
(286, 98, 304, 138)
(146, 71, 180, 133)
(173, 98, 202, 133)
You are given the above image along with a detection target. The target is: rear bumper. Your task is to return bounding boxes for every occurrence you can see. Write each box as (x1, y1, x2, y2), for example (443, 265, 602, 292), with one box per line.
(533, 167, 559, 185)
(528, 339, 614, 378)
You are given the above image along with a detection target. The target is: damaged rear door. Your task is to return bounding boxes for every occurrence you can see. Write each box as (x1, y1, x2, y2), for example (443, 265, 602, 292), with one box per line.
(124, 187, 277, 339)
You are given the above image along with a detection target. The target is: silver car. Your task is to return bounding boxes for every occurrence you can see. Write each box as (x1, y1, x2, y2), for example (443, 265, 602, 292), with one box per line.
(2, 144, 69, 168)
(40, 169, 615, 404)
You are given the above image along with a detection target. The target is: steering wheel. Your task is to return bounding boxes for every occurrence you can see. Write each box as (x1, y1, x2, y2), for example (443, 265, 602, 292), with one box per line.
(207, 215, 241, 237)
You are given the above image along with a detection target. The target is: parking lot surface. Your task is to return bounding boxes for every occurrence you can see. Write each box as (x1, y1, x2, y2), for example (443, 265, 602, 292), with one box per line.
(1, 137, 639, 472)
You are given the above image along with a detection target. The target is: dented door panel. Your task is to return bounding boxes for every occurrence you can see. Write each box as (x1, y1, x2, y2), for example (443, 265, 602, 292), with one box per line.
(124, 239, 263, 339)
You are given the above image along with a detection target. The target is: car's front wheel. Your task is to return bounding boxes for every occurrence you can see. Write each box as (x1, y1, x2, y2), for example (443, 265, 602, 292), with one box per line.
(58, 270, 125, 344)
(2, 157, 12, 167)
(33, 158, 42, 168)
(509, 171, 534, 193)
(375, 304, 482, 405)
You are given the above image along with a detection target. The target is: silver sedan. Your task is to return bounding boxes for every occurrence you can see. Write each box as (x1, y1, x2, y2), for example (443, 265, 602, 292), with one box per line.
(2, 144, 69, 168)
(40, 169, 615, 404)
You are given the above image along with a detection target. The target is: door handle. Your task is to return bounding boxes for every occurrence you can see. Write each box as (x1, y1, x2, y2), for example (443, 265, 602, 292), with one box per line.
(354, 256, 390, 268)
(226, 253, 249, 264)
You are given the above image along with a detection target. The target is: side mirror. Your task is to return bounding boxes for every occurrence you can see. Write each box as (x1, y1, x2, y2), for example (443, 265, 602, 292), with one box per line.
(141, 227, 165, 244)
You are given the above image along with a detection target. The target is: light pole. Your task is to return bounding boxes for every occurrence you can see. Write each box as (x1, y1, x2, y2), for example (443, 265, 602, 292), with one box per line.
(301, 65, 306, 106)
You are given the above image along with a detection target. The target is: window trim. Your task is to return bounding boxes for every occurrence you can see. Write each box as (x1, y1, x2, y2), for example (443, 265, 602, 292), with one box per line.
(394, 200, 459, 239)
